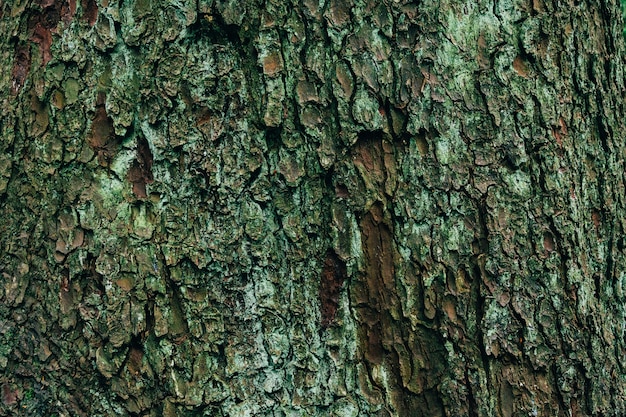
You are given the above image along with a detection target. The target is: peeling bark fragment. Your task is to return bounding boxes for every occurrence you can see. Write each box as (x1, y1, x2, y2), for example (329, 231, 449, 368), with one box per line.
(319, 249, 346, 328)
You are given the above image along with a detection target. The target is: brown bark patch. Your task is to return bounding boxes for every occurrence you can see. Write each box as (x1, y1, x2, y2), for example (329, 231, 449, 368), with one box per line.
(195, 107, 226, 142)
(354, 204, 448, 414)
(37, 0, 56, 7)
(31, 22, 53, 65)
(351, 133, 397, 365)
(477, 33, 490, 69)
(1, 384, 17, 406)
(592, 210, 601, 232)
(262, 51, 283, 76)
(397, 56, 424, 103)
(355, 203, 395, 365)
(296, 80, 319, 104)
(41, 6, 60, 29)
(558, 117, 568, 136)
(87, 93, 119, 166)
(350, 132, 446, 412)
(442, 297, 458, 323)
(319, 250, 347, 328)
(354, 136, 380, 174)
(543, 232, 554, 252)
(325, 0, 351, 28)
(126, 346, 144, 376)
(128, 136, 154, 199)
(512, 56, 530, 78)
(28, 1, 68, 66)
(81, 0, 98, 26)
(499, 379, 514, 417)
(335, 63, 354, 98)
(352, 131, 396, 195)
(335, 183, 349, 198)
(62, 0, 76, 24)
(415, 130, 429, 156)
(552, 117, 568, 147)
(11, 44, 31, 95)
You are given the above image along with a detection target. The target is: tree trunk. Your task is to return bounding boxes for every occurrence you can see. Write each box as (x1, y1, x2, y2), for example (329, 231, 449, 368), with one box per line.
(1, 0, 625, 416)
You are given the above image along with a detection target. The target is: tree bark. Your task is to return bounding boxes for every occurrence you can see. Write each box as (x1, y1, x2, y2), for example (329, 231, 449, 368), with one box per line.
(1, 0, 625, 416)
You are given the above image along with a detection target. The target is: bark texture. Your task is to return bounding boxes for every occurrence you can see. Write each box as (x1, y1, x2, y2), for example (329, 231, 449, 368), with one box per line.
(0, 0, 625, 416)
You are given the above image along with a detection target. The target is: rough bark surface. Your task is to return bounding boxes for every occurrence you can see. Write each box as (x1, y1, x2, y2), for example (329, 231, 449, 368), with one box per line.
(0, 0, 625, 416)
